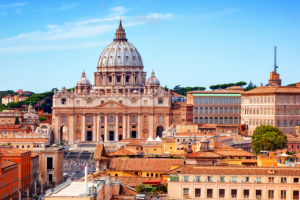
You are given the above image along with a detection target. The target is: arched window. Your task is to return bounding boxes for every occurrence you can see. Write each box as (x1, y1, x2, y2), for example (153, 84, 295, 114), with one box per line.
(158, 115, 163, 123)
(194, 117, 198, 123)
(209, 117, 213, 124)
(224, 117, 228, 124)
(210, 107, 213, 113)
(215, 107, 218, 113)
(229, 117, 233, 124)
(234, 107, 238, 113)
(199, 107, 203, 113)
(62, 116, 66, 123)
(234, 117, 238, 124)
(132, 115, 136, 123)
(229, 107, 233, 113)
(199, 117, 203, 123)
(204, 117, 208, 124)
(88, 116, 92, 123)
(290, 120, 294, 126)
(219, 107, 223, 113)
(219, 117, 223, 124)
(101, 117, 104, 123)
(110, 115, 114, 123)
(214, 117, 218, 124)
(224, 107, 228, 113)
(205, 107, 208, 113)
(194, 107, 198, 113)
(119, 117, 122, 123)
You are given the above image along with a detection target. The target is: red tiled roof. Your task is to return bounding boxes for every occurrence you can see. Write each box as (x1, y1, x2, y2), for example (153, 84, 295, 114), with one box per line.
(2, 160, 17, 169)
(186, 151, 222, 158)
(243, 86, 300, 95)
(0, 147, 30, 155)
(93, 145, 107, 160)
(0, 125, 22, 129)
(287, 134, 300, 142)
(170, 91, 185, 98)
(164, 165, 300, 176)
(215, 148, 256, 157)
(188, 87, 244, 94)
(0, 138, 48, 143)
(31, 152, 39, 157)
(218, 136, 233, 141)
(126, 141, 142, 146)
(109, 158, 184, 172)
(2, 95, 14, 99)
(119, 138, 173, 143)
(108, 148, 139, 156)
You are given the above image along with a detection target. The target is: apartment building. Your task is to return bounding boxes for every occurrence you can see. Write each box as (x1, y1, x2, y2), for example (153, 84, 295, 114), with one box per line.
(167, 165, 300, 200)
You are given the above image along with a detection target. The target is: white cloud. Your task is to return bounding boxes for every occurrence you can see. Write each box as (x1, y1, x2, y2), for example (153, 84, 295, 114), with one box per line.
(44, 2, 79, 13)
(0, 2, 27, 9)
(136, 13, 173, 23)
(109, 6, 129, 16)
(0, 6, 175, 54)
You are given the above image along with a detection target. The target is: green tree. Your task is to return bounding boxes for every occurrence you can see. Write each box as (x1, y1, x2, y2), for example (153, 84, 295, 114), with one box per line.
(219, 84, 227, 89)
(251, 125, 287, 154)
(209, 85, 219, 90)
(39, 116, 47, 122)
(199, 87, 206, 91)
(235, 81, 247, 87)
(14, 117, 20, 124)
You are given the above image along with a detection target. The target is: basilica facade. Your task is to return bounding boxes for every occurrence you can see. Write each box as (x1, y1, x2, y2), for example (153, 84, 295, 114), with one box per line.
(52, 20, 172, 144)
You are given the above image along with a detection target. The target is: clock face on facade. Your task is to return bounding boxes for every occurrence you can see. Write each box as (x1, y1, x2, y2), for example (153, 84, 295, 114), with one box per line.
(158, 90, 163, 95)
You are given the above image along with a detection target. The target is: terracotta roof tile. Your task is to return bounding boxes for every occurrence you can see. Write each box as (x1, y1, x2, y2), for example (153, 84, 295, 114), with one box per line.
(110, 176, 163, 187)
(31, 152, 39, 157)
(2, 160, 17, 169)
(176, 132, 216, 136)
(126, 141, 142, 147)
(0, 147, 30, 155)
(109, 158, 184, 172)
(164, 165, 300, 176)
(218, 136, 233, 141)
(186, 151, 222, 158)
(215, 148, 256, 157)
(93, 145, 107, 160)
(287, 134, 300, 142)
(244, 86, 300, 95)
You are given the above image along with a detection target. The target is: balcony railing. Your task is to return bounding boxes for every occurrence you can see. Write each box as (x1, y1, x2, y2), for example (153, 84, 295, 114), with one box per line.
(207, 194, 213, 198)
(268, 195, 274, 199)
(231, 195, 237, 198)
(281, 195, 287, 200)
(244, 195, 249, 199)
(293, 196, 299, 200)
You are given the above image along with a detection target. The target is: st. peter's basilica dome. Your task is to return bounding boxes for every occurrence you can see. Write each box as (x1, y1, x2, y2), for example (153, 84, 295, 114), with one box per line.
(146, 70, 160, 85)
(97, 20, 143, 68)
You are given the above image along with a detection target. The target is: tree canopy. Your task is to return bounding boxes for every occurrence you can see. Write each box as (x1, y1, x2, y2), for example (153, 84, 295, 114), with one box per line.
(172, 85, 206, 96)
(251, 125, 287, 154)
(209, 81, 248, 90)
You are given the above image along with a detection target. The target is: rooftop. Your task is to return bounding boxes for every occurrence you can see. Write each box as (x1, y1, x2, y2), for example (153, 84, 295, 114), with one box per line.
(50, 181, 94, 197)
(109, 158, 184, 172)
(2, 160, 17, 170)
(108, 148, 139, 156)
(243, 85, 300, 95)
(0, 138, 49, 143)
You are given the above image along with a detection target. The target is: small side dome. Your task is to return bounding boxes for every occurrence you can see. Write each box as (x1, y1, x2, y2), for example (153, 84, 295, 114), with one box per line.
(77, 71, 90, 85)
(146, 70, 160, 85)
(133, 90, 138, 94)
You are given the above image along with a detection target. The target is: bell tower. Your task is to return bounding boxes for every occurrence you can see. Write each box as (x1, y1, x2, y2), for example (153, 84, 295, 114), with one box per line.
(268, 46, 282, 86)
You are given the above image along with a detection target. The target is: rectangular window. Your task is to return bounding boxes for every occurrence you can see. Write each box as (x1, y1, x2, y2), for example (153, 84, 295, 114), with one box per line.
(183, 188, 189, 194)
(158, 98, 163, 104)
(204, 98, 208, 104)
(256, 177, 262, 183)
(207, 189, 213, 198)
(47, 157, 53, 169)
(281, 177, 287, 183)
(244, 177, 249, 182)
(87, 101, 92, 105)
(231, 189, 237, 198)
(224, 98, 228, 104)
(183, 176, 189, 181)
(195, 176, 201, 181)
(207, 176, 213, 182)
(219, 177, 225, 182)
(294, 178, 299, 183)
(132, 100, 137, 105)
(244, 189, 249, 199)
(209, 98, 213, 104)
(281, 190, 287, 200)
(231, 177, 237, 182)
(219, 189, 225, 198)
(219, 98, 223, 104)
(117, 77, 121, 82)
(61, 99, 66, 104)
(268, 177, 274, 183)
(126, 77, 129, 82)
(76, 100, 80, 105)
(291, 109, 294, 114)
(256, 190, 262, 199)
(214, 98, 218, 104)
(268, 190, 274, 199)
(101, 100, 104, 104)
(195, 188, 201, 197)
(119, 100, 123, 104)
(229, 98, 233, 104)
(199, 98, 203, 104)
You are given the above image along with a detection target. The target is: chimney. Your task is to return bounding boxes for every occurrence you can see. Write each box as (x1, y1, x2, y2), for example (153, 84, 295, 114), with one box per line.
(177, 170, 181, 176)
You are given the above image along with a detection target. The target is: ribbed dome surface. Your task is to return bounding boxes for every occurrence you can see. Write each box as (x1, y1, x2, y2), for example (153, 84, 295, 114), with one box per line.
(146, 70, 160, 85)
(97, 41, 143, 68)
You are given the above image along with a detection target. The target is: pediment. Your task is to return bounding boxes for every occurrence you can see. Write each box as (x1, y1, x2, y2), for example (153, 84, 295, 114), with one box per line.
(96, 100, 127, 108)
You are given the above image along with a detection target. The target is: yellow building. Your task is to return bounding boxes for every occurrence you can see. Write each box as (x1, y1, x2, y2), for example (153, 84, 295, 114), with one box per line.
(0, 138, 49, 151)
(108, 158, 184, 178)
(176, 124, 198, 133)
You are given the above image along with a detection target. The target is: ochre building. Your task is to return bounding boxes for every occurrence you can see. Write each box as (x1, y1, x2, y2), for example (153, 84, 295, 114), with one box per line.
(52, 20, 172, 144)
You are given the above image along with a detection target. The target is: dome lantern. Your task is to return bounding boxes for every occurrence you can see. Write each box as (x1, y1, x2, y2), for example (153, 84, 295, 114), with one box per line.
(114, 19, 127, 42)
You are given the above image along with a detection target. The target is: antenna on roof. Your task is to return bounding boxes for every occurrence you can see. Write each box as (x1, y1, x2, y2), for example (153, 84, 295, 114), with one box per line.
(274, 46, 278, 73)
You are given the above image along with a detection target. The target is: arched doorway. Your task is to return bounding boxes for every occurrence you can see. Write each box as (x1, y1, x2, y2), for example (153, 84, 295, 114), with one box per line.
(101, 134, 104, 141)
(156, 126, 164, 137)
(119, 135, 123, 141)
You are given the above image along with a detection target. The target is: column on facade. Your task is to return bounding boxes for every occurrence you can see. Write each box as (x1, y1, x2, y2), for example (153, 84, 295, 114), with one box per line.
(93, 114, 96, 141)
(149, 113, 154, 139)
(82, 114, 86, 141)
(103, 73, 107, 85)
(55, 113, 59, 143)
(138, 114, 142, 138)
(104, 114, 108, 141)
(113, 73, 115, 85)
(127, 114, 130, 138)
(123, 114, 126, 139)
(69, 114, 74, 144)
(115, 114, 119, 141)
(166, 113, 170, 129)
(97, 114, 101, 141)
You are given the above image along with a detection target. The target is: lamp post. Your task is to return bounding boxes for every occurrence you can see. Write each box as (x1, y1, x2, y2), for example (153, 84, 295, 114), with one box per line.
(27, 183, 30, 200)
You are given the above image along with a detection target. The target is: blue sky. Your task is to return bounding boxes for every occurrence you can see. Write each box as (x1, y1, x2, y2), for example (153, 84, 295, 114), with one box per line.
(0, 0, 299, 93)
